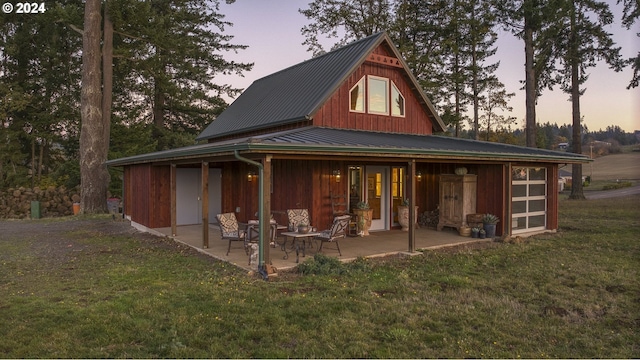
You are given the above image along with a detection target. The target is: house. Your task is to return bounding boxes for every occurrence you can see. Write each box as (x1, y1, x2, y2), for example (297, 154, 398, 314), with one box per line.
(107, 32, 590, 270)
(559, 167, 588, 191)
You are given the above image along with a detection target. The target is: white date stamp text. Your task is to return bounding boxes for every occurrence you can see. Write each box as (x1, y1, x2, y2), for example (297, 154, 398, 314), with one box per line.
(3, 2, 47, 14)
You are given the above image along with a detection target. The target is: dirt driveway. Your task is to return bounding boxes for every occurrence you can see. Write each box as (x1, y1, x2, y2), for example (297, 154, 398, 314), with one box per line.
(0, 217, 214, 267)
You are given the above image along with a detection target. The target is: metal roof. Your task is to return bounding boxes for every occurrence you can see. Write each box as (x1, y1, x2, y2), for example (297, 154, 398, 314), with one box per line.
(107, 126, 590, 166)
(196, 32, 445, 141)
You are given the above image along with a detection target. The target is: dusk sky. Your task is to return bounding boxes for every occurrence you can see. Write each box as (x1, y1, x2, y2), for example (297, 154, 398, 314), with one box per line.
(218, 0, 639, 133)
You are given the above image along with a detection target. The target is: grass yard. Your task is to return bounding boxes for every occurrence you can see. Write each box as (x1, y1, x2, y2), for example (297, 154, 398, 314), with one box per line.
(1, 195, 638, 358)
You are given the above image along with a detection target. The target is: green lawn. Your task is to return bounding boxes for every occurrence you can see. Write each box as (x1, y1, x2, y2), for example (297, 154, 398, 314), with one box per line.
(1, 195, 638, 358)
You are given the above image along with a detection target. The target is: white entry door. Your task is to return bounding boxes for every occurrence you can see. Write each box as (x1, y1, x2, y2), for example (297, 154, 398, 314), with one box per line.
(365, 166, 390, 231)
(176, 168, 221, 225)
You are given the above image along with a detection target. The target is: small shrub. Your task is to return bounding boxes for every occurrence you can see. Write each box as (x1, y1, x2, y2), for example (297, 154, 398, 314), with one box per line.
(602, 181, 633, 190)
(297, 254, 373, 276)
(297, 253, 346, 275)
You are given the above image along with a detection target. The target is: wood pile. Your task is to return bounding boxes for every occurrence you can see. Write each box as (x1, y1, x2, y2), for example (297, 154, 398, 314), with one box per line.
(0, 186, 80, 219)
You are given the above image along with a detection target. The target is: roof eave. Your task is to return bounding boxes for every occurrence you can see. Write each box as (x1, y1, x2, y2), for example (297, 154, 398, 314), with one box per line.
(107, 141, 590, 167)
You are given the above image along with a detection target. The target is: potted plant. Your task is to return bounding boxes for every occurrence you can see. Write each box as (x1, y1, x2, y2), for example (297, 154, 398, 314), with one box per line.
(297, 221, 310, 234)
(397, 198, 419, 231)
(479, 229, 486, 239)
(482, 213, 500, 239)
(471, 227, 481, 238)
(353, 201, 373, 236)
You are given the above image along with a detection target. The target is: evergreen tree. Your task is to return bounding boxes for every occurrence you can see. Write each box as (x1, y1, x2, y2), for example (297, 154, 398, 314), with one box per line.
(495, 0, 560, 147)
(108, 0, 253, 150)
(547, 0, 624, 200)
(619, 0, 639, 88)
(393, 0, 451, 115)
(477, 79, 516, 141)
(0, 1, 84, 189)
(299, 0, 393, 56)
(440, 0, 472, 137)
(463, 0, 500, 139)
(80, 0, 109, 213)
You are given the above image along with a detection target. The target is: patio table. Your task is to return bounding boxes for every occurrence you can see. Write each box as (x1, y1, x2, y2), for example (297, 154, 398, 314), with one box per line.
(247, 221, 288, 247)
(280, 231, 320, 263)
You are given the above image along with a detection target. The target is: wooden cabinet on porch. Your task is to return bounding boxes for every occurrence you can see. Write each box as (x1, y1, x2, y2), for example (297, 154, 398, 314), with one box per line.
(437, 174, 477, 231)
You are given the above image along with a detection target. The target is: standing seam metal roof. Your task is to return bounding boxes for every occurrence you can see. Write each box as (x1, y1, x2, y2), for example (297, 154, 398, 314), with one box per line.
(195, 33, 385, 141)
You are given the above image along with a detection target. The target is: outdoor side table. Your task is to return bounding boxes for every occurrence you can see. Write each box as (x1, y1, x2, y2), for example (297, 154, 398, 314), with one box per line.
(280, 231, 320, 263)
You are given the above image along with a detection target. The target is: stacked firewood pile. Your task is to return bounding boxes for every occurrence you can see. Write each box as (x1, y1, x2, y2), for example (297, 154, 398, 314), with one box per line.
(0, 186, 80, 219)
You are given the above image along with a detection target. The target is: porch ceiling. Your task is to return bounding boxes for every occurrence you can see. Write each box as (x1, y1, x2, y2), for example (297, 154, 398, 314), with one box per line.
(106, 126, 591, 167)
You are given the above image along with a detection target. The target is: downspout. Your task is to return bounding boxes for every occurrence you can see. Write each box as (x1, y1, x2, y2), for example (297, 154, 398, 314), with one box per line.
(234, 150, 267, 280)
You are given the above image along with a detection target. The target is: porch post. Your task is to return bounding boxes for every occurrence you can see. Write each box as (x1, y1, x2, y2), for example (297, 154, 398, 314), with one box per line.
(202, 161, 209, 248)
(170, 164, 177, 236)
(504, 163, 512, 239)
(408, 159, 416, 252)
(261, 155, 272, 266)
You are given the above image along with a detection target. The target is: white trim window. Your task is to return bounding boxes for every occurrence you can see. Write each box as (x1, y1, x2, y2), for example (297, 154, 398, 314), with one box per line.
(391, 81, 405, 117)
(349, 76, 365, 112)
(349, 76, 405, 117)
(368, 76, 389, 115)
(511, 167, 547, 234)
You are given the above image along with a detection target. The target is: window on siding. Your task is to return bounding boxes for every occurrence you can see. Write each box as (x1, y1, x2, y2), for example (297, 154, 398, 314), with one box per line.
(391, 82, 405, 117)
(368, 76, 388, 114)
(350, 77, 365, 112)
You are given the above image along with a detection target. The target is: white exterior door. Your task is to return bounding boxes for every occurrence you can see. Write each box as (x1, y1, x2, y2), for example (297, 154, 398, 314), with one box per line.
(365, 166, 390, 231)
(176, 168, 221, 225)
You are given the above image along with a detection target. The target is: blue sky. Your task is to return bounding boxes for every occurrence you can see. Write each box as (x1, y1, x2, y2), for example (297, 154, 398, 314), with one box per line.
(217, 0, 639, 133)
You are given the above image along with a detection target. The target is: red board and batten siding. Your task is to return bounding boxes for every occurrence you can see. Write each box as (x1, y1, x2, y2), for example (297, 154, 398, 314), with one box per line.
(547, 165, 559, 231)
(313, 45, 435, 135)
(124, 164, 171, 228)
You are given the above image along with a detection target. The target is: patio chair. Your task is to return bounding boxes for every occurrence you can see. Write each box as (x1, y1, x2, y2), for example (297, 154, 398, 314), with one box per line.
(216, 212, 247, 256)
(330, 191, 358, 236)
(315, 214, 351, 256)
(247, 219, 278, 247)
(286, 208, 310, 231)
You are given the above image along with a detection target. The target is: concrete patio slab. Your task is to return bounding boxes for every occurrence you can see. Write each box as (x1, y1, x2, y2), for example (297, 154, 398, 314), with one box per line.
(155, 224, 491, 272)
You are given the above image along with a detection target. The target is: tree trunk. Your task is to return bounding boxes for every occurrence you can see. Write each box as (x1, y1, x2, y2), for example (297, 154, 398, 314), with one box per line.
(103, 0, 113, 145)
(30, 138, 35, 188)
(471, 5, 479, 141)
(37, 138, 45, 183)
(524, 12, 537, 148)
(79, 0, 109, 213)
(568, 0, 585, 200)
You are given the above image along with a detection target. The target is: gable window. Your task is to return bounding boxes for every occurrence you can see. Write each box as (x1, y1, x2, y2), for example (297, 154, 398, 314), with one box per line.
(368, 76, 389, 114)
(350, 76, 405, 117)
(391, 82, 405, 117)
(511, 167, 547, 234)
(350, 77, 365, 112)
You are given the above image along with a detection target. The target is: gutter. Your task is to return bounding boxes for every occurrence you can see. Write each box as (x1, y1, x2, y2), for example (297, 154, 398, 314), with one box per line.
(233, 150, 268, 280)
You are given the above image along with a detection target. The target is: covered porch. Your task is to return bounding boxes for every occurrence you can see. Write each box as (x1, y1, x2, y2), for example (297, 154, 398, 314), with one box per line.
(154, 224, 490, 271)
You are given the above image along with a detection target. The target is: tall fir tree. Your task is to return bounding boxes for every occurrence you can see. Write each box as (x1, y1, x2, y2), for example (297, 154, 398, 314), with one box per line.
(108, 0, 253, 151)
(79, 0, 109, 213)
(0, 1, 84, 189)
(464, 0, 500, 139)
(619, 0, 639, 88)
(495, 0, 560, 147)
(545, 0, 624, 200)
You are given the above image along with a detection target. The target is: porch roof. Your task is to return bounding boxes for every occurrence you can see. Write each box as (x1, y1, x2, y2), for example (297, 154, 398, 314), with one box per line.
(106, 126, 591, 166)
